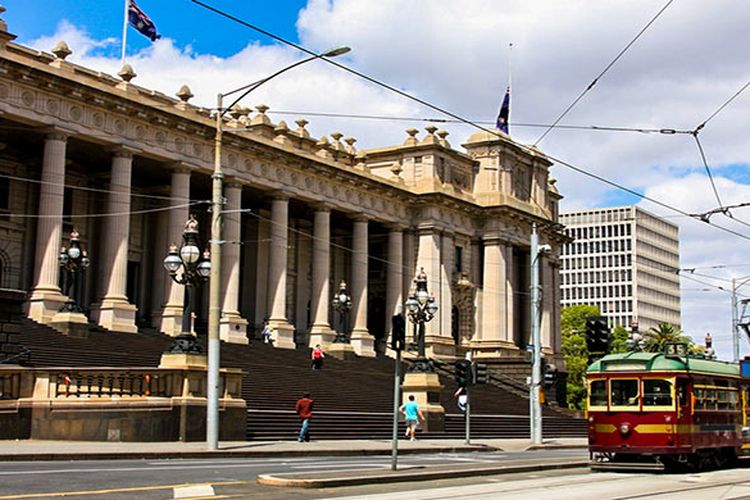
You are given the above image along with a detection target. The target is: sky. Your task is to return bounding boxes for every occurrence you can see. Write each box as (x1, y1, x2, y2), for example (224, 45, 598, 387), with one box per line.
(6, 1, 750, 360)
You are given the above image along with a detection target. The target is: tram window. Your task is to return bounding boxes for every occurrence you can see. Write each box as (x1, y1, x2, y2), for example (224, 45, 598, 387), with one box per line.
(589, 380, 607, 407)
(643, 379, 672, 406)
(677, 379, 688, 406)
(611, 379, 639, 406)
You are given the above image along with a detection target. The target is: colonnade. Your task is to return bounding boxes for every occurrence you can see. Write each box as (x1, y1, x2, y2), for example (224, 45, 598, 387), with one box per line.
(25, 131, 558, 356)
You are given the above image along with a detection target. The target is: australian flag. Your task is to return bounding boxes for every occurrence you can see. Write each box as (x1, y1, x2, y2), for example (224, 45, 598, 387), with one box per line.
(128, 0, 161, 42)
(496, 86, 510, 134)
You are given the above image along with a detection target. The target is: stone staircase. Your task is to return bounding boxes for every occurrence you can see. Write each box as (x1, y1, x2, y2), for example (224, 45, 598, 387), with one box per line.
(6, 312, 587, 441)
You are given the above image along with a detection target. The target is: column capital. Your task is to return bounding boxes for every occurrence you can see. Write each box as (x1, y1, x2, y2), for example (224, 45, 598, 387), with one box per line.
(43, 128, 71, 142)
(269, 191, 290, 202)
(311, 202, 333, 213)
(384, 222, 408, 232)
(111, 145, 139, 159)
(168, 162, 195, 175)
(224, 178, 244, 190)
(349, 213, 370, 223)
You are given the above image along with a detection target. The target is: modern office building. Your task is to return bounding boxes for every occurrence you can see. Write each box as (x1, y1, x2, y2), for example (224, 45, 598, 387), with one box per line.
(560, 206, 681, 331)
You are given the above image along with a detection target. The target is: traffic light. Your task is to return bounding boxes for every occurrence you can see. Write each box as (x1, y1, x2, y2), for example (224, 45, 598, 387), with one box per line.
(473, 362, 488, 384)
(391, 314, 406, 352)
(454, 359, 472, 387)
(586, 316, 610, 354)
(543, 362, 557, 388)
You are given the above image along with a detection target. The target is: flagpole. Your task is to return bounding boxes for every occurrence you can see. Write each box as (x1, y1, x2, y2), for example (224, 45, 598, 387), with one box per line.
(507, 42, 513, 127)
(121, 0, 129, 66)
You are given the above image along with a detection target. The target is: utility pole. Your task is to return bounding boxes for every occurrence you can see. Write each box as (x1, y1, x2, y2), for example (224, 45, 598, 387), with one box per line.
(732, 276, 750, 362)
(529, 224, 543, 445)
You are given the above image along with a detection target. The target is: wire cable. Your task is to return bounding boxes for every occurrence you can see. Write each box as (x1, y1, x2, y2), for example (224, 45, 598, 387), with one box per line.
(533, 0, 675, 146)
(693, 80, 750, 134)
(190, 0, 750, 245)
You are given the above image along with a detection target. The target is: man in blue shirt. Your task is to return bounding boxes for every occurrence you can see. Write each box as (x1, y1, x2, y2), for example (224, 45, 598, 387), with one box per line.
(399, 395, 425, 441)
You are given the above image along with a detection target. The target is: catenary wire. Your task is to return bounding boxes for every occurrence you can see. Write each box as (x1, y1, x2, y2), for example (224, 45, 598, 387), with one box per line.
(190, 0, 750, 245)
(533, 0, 675, 146)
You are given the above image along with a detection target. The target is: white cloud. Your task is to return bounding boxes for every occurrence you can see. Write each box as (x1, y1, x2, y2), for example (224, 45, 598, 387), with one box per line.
(22, 0, 750, 359)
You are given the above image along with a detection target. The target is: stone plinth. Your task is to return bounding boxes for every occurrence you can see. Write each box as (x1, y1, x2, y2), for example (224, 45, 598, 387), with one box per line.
(350, 329, 376, 357)
(49, 310, 89, 338)
(308, 326, 336, 349)
(93, 299, 137, 334)
(269, 320, 295, 349)
(27, 290, 68, 325)
(401, 371, 445, 433)
(220, 315, 249, 344)
(159, 353, 207, 369)
(326, 342, 357, 360)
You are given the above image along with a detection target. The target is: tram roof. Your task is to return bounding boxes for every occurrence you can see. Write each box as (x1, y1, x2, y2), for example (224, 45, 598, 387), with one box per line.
(587, 352, 739, 378)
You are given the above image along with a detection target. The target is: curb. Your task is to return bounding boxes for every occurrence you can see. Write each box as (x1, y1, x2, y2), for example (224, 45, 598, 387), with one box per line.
(257, 459, 590, 488)
(0, 445, 499, 462)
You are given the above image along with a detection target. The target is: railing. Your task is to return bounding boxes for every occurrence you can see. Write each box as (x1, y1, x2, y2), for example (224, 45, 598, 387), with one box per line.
(0, 366, 244, 401)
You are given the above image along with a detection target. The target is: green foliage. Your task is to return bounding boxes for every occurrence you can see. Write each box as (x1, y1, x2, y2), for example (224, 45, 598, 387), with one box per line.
(561, 304, 600, 410)
(643, 323, 693, 353)
(610, 325, 630, 354)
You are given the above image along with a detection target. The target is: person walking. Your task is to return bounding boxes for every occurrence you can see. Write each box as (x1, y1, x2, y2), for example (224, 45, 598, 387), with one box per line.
(399, 394, 424, 441)
(311, 344, 325, 370)
(261, 320, 274, 344)
(454, 386, 468, 413)
(295, 392, 314, 442)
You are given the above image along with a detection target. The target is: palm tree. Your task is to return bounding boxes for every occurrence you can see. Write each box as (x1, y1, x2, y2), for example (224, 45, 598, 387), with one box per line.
(643, 323, 691, 353)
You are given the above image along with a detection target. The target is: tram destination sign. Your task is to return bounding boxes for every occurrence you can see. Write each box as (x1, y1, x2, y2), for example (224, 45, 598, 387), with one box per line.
(740, 359, 750, 378)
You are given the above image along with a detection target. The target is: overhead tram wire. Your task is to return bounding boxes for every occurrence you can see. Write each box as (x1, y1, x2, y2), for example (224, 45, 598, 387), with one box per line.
(191, 0, 750, 243)
(533, 0, 675, 146)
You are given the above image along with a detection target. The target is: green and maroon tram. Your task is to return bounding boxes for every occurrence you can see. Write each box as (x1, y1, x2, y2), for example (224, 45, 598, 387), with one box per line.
(586, 346, 750, 470)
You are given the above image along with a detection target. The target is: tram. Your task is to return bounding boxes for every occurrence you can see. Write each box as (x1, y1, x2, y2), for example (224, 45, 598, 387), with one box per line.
(586, 343, 750, 470)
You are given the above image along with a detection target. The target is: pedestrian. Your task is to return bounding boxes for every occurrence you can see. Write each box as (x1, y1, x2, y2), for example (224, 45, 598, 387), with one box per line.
(454, 386, 468, 413)
(311, 344, 325, 370)
(295, 392, 313, 442)
(261, 320, 274, 344)
(399, 394, 424, 441)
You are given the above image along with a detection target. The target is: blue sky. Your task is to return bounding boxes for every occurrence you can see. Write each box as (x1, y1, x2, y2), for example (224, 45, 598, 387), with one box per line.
(8, 0, 306, 57)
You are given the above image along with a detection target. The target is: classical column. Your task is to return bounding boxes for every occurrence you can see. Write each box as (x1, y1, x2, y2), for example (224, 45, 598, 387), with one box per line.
(506, 245, 516, 346)
(267, 195, 295, 348)
(253, 213, 270, 330)
(308, 205, 334, 347)
(219, 182, 248, 344)
(150, 209, 168, 327)
(159, 167, 191, 336)
(350, 216, 375, 357)
(415, 227, 442, 351)
(28, 132, 69, 323)
(439, 231, 454, 341)
(478, 238, 514, 351)
(93, 149, 137, 333)
(385, 226, 403, 349)
(541, 255, 554, 351)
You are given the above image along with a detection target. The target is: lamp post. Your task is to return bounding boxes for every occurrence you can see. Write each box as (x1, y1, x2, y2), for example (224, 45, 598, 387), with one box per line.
(626, 319, 644, 352)
(332, 280, 352, 343)
(163, 216, 211, 354)
(207, 46, 351, 450)
(732, 275, 750, 362)
(529, 223, 551, 445)
(57, 229, 90, 312)
(404, 267, 438, 373)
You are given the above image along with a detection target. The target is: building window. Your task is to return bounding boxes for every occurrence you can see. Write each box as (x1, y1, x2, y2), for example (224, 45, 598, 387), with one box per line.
(454, 246, 463, 275)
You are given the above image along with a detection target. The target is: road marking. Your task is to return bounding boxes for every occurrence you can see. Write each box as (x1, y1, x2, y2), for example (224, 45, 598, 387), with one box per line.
(174, 483, 215, 498)
(0, 481, 248, 499)
(0, 462, 283, 476)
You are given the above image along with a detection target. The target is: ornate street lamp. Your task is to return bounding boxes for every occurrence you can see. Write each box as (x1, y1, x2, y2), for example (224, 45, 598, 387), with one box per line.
(626, 319, 644, 352)
(405, 267, 438, 372)
(163, 216, 211, 354)
(57, 229, 90, 312)
(331, 280, 352, 343)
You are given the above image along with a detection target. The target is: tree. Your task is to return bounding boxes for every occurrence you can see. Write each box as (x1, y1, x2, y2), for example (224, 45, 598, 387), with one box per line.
(561, 304, 600, 409)
(643, 323, 692, 353)
(609, 325, 630, 354)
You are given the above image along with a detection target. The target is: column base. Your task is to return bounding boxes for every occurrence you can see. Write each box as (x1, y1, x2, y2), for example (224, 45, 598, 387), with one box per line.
(469, 339, 520, 358)
(220, 315, 249, 344)
(269, 319, 295, 349)
(27, 288, 68, 325)
(160, 304, 186, 337)
(92, 298, 138, 334)
(350, 328, 376, 357)
(326, 342, 357, 360)
(159, 352, 207, 369)
(424, 335, 458, 357)
(49, 310, 90, 338)
(401, 371, 445, 433)
(308, 324, 336, 348)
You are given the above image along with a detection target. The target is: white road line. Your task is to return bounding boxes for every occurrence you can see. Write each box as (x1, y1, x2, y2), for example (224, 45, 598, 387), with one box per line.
(173, 483, 215, 499)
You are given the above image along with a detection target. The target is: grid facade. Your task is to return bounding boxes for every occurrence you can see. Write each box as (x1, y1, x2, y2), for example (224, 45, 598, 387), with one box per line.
(559, 206, 681, 331)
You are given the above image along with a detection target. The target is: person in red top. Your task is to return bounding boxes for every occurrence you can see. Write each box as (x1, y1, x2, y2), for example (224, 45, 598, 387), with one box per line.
(295, 392, 314, 442)
(311, 344, 325, 370)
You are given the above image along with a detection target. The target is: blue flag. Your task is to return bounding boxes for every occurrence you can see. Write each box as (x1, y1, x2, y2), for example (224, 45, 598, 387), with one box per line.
(128, 0, 161, 42)
(496, 87, 510, 134)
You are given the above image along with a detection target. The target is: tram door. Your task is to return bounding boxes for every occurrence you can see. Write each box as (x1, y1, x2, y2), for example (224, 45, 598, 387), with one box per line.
(742, 387, 750, 455)
(676, 378, 691, 448)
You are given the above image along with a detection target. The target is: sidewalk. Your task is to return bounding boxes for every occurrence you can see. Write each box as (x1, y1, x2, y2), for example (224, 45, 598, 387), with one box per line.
(0, 437, 587, 461)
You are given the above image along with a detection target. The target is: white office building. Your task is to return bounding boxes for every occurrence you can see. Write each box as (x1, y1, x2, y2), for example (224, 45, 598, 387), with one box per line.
(560, 206, 681, 331)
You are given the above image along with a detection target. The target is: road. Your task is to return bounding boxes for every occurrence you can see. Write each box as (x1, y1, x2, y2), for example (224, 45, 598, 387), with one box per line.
(0, 450, 582, 499)
(4, 451, 748, 499)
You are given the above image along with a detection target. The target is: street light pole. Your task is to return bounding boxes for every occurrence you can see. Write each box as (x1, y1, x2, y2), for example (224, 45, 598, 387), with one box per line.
(404, 268, 438, 373)
(529, 223, 550, 445)
(206, 46, 351, 450)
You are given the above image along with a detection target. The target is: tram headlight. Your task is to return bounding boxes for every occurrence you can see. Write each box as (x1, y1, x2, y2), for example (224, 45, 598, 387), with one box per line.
(619, 422, 631, 436)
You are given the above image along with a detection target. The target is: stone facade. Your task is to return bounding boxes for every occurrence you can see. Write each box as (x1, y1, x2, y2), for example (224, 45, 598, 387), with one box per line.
(0, 11, 564, 361)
